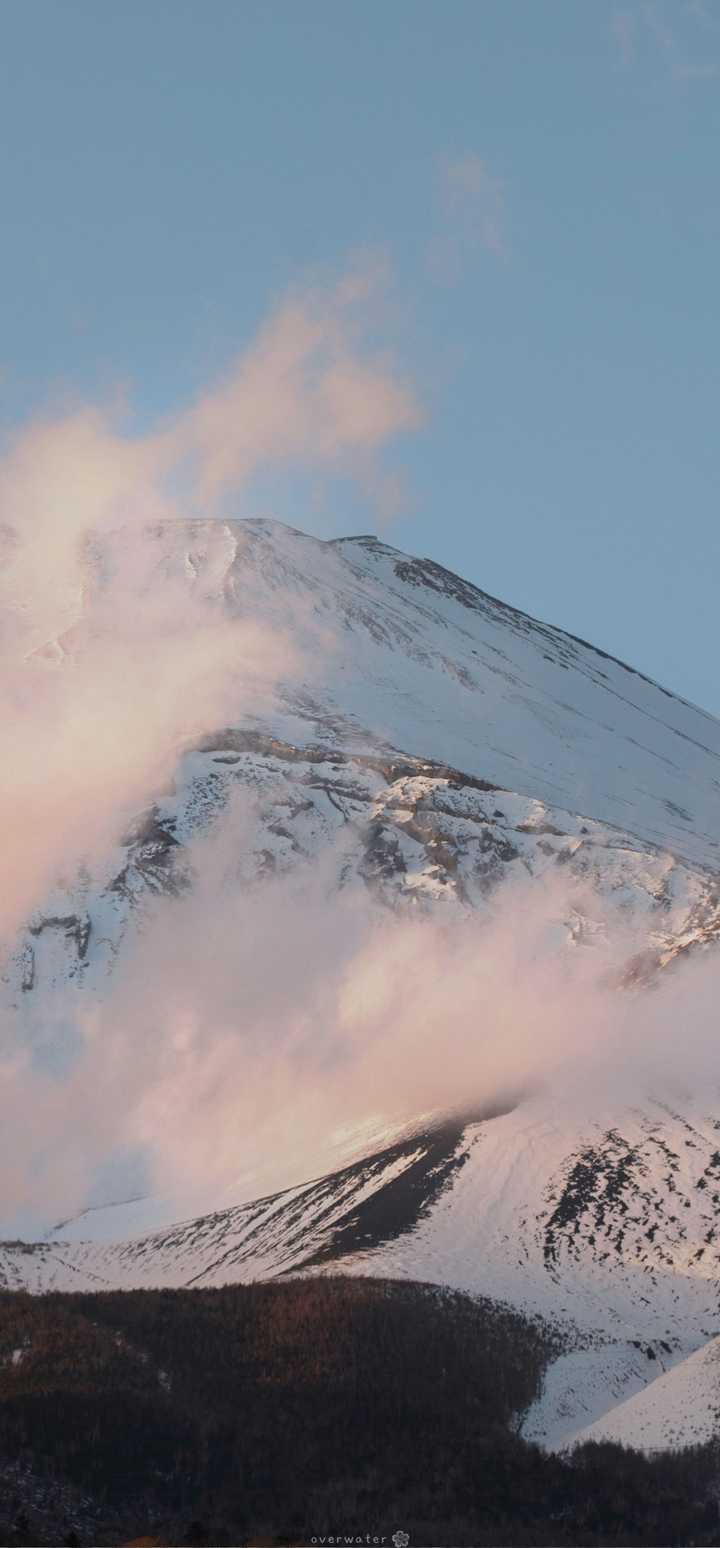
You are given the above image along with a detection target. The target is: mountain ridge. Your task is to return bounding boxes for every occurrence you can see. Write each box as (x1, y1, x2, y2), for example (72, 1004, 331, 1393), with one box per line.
(332, 528, 712, 713)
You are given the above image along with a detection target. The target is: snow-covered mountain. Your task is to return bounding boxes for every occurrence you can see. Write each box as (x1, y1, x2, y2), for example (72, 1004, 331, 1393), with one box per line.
(5, 516, 720, 1002)
(4, 516, 720, 1453)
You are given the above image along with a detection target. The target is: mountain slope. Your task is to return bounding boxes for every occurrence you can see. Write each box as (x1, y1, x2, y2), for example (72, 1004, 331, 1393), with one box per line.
(4, 517, 720, 1455)
(4, 1094, 720, 1451)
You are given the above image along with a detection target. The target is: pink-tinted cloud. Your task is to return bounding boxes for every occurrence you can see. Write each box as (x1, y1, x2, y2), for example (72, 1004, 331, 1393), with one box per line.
(0, 267, 421, 941)
(3, 781, 719, 1232)
(156, 268, 421, 505)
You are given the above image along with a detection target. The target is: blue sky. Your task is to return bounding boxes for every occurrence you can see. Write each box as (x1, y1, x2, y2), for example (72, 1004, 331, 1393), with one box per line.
(2, 1, 719, 710)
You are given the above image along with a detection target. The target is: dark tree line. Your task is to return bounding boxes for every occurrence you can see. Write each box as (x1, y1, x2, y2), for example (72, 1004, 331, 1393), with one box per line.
(0, 1277, 718, 1546)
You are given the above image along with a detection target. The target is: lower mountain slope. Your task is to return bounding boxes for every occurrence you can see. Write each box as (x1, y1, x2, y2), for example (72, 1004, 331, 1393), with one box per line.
(4, 1092, 720, 1455)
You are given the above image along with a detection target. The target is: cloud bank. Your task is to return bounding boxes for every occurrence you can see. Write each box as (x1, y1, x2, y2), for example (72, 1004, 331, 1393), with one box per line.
(3, 782, 718, 1236)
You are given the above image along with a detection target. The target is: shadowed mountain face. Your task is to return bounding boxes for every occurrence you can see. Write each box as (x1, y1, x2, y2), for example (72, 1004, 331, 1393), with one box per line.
(0, 1113, 493, 1291)
(5, 518, 720, 1456)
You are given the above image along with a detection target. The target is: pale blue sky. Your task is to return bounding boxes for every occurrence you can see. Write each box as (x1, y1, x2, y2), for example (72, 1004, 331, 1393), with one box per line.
(2, 1, 719, 709)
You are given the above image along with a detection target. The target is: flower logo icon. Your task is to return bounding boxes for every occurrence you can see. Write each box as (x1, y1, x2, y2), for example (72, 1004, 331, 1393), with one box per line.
(392, 1534, 409, 1548)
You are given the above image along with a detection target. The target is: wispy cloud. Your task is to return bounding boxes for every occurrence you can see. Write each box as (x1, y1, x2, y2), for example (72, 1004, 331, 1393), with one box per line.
(428, 152, 506, 282)
(158, 265, 421, 506)
(612, 9, 637, 68)
(611, 2, 719, 79)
